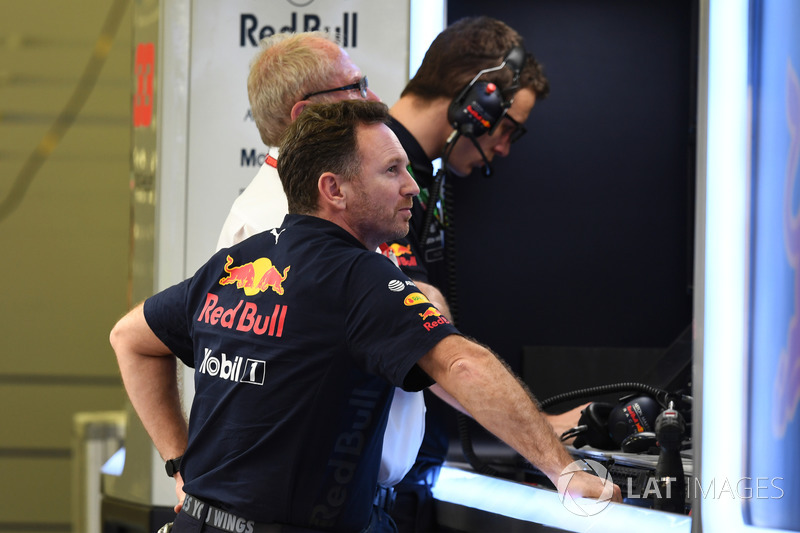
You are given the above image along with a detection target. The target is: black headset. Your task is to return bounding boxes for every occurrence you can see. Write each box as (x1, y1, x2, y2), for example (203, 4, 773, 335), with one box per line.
(562, 394, 664, 452)
(447, 44, 526, 140)
(545, 383, 692, 453)
(419, 46, 528, 267)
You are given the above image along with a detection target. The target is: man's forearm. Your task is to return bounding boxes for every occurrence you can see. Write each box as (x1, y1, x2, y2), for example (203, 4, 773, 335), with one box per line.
(418, 335, 573, 484)
(110, 304, 188, 461)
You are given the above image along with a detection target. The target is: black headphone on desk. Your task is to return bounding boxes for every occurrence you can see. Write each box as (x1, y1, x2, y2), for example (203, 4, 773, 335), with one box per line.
(541, 383, 692, 453)
(563, 394, 663, 451)
(447, 45, 526, 139)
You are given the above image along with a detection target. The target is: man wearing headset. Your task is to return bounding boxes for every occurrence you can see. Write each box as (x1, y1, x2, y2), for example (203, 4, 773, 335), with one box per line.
(383, 17, 582, 532)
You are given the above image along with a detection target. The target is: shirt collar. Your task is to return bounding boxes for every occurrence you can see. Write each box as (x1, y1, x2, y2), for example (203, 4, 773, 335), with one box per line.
(387, 116, 435, 189)
(283, 214, 369, 250)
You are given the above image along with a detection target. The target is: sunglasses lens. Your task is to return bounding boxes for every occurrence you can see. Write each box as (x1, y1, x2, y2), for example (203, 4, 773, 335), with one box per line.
(510, 126, 526, 143)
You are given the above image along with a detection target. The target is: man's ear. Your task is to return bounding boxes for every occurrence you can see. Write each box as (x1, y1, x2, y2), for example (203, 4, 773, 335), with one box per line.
(317, 172, 347, 210)
(290, 100, 311, 121)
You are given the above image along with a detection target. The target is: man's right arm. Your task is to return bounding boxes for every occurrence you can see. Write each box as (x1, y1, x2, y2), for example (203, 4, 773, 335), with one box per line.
(416, 335, 622, 503)
(109, 303, 188, 464)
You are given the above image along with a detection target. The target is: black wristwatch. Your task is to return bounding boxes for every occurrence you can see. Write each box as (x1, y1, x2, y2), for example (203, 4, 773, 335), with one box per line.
(165, 455, 182, 478)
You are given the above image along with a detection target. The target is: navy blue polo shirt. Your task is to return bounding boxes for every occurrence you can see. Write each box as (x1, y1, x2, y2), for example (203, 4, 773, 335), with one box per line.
(143, 214, 459, 531)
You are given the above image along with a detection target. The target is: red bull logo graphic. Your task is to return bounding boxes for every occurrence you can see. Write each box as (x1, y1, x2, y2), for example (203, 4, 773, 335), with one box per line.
(626, 404, 645, 433)
(416, 306, 450, 331)
(404, 292, 430, 306)
(773, 60, 800, 438)
(219, 255, 290, 296)
(418, 307, 442, 320)
(197, 293, 288, 337)
(388, 243, 413, 256)
(384, 242, 417, 267)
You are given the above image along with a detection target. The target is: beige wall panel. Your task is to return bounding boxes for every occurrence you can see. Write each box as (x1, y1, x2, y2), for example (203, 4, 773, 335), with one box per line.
(0, 119, 129, 157)
(0, 385, 125, 449)
(0, 47, 132, 81)
(0, 311, 129, 376)
(0, 159, 22, 178)
(1, 0, 133, 528)
(0, 457, 71, 527)
(0, 0, 132, 40)
(0, 158, 131, 376)
(0, 123, 52, 159)
(56, 123, 131, 157)
(0, 46, 131, 76)
(1, 82, 131, 118)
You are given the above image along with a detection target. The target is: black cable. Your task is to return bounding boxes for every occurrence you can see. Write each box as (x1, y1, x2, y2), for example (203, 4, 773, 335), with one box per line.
(443, 168, 496, 474)
(560, 425, 589, 442)
(539, 382, 680, 411)
(458, 382, 688, 476)
(457, 411, 501, 476)
(420, 131, 497, 474)
(418, 135, 456, 251)
(443, 177, 458, 324)
(465, 134, 493, 177)
(418, 169, 444, 255)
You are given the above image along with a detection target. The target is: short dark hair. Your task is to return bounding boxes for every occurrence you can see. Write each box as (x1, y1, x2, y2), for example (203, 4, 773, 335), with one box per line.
(402, 16, 549, 102)
(278, 100, 391, 215)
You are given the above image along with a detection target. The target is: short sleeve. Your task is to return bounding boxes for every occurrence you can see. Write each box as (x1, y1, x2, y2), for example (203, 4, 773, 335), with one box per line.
(344, 254, 458, 390)
(143, 279, 195, 367)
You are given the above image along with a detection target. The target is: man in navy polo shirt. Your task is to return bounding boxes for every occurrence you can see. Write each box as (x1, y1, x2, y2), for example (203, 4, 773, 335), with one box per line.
(110, 100, 620, 533)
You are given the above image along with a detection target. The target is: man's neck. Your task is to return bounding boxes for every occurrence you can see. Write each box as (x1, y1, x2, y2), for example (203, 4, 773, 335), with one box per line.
(309, 208, 375, 251)
(389, 96, 454, 161)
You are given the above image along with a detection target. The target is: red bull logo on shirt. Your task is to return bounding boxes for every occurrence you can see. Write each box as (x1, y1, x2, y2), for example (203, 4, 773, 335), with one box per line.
(384, 242, 418, 267)
(405, 294, 449, 330)
(219, 255, 290, 296)
(388, 243, 413, 256)
(418, 307, 441, 320)
(417, 306, 450, 331)
(197, 293, 288, 337)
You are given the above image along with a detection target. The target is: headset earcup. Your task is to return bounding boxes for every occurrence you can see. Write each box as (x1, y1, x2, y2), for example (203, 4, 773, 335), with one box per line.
(448, 81, 505, 137)
(446, 44, 526, 138)
(607, 395, 662, 447)
(447, 91, 467, 130)
(573, 402, 618, 450)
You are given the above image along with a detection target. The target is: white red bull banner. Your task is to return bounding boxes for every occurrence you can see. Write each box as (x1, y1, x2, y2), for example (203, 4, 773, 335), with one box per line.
(184, 0, 410, 276)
